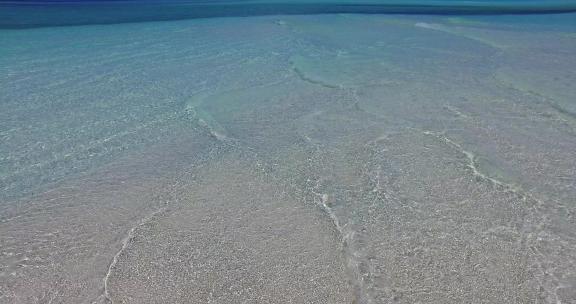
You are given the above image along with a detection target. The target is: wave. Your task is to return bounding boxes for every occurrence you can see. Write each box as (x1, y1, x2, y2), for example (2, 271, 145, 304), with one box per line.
(1, 0, 576, 28)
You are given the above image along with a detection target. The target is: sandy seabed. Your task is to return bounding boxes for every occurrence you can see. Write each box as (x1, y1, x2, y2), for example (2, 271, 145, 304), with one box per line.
(1, 14, 575, 303)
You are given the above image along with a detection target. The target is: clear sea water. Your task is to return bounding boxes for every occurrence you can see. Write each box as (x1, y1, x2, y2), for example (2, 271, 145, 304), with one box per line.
(1, 1, 575, 303)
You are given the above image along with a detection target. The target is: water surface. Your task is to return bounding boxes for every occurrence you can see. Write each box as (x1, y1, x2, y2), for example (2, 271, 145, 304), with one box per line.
(1, 3, 576, 304)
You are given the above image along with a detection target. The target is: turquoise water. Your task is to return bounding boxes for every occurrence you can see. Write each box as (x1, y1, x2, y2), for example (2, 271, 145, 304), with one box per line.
(1, 3, 576, 304)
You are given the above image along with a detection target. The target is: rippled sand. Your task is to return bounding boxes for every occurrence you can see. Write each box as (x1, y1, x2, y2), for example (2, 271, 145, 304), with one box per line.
(1, 14, 575, 304)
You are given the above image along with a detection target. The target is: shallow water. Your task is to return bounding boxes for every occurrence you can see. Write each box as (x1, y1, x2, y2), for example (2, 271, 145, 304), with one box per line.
(1, 6, 576, 304)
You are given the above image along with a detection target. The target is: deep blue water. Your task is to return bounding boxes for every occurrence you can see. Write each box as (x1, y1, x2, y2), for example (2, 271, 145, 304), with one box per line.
(2, 0, 576, 28)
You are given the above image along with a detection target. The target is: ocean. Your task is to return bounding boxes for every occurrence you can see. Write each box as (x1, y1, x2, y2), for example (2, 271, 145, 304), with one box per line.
(1, 1, 575, 303)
